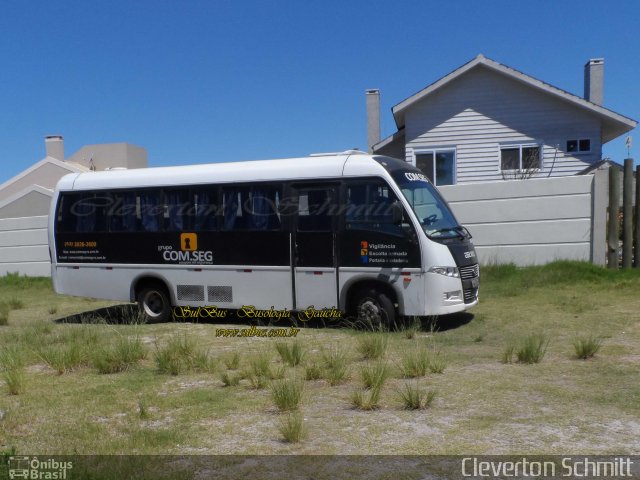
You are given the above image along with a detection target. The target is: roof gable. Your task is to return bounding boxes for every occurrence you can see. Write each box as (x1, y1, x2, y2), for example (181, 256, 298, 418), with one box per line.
(392, 55, 637, 143)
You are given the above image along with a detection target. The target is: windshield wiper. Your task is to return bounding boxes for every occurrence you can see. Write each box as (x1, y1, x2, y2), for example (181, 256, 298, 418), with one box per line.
(429, 226, 471, 239)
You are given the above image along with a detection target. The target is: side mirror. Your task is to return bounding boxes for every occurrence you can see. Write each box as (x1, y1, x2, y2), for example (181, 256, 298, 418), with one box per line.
(391, 201, 403, 225)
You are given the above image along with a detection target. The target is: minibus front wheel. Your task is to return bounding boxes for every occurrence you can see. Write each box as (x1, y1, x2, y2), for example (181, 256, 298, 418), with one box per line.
(352, 287, 396, 328)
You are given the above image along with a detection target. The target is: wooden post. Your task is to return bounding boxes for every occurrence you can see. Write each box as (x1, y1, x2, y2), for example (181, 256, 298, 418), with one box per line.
(622, 159, 633, 268)
(636, 165, 640, 268)
(607, 166, 620, 268)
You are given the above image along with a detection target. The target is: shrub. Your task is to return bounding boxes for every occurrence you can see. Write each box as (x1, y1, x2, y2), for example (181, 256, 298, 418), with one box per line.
(398, 382, 436, 410)
(516, 334, 549, 364)
(278, 412, 306, 443)
(356, 333, 388, 360)
(271, 377, 304, 411)
(573, 335, 603, 359)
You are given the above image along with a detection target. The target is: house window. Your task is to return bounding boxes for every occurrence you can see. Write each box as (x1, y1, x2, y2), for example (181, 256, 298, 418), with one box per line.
(567, 139, 591, 153)
(415, 150, 455, 186)
(500, 144, 541, 171)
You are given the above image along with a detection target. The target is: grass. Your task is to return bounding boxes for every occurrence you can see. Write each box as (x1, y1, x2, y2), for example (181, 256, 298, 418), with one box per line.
(270, 376, 304, 411)
(278, 412, 306, 443)
(275, 341, 305, 366)
(356, 332, 388, 360)
(220, 371, 242, 387)
(0, 262, 639, 455)
(398, 382, 437, 410)
(515, 333, 549, 364)
(322, 345, 349, 385)
(92, 335, 148, 374)
(153, 333, 214, 375)
(573, 334, 603, 359)
(360, 360, 390, 390)
(223, 352, 241, 370)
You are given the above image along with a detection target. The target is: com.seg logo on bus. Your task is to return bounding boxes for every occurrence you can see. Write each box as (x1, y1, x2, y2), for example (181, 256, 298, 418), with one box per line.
(8, 456, 73, 479)
(157, 233, 214, 264)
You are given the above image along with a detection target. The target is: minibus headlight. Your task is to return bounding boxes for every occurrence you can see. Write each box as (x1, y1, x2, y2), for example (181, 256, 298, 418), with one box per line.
(428, 266, 460, 278)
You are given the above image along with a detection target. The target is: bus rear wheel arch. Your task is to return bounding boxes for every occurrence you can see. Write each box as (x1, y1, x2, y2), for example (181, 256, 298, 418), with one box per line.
(348, 283, 397, 329)
(135, 280, 172, 323)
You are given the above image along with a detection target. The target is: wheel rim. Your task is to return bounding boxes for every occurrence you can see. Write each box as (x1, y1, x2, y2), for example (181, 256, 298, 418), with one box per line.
(357, 297, 383, 324)
(142, 290, 165, 318)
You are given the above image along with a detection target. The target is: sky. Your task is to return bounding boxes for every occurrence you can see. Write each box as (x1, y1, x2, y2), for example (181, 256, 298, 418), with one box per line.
(0, 0, 638, 181)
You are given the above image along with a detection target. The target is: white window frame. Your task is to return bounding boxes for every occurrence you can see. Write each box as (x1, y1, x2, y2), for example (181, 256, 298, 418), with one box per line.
(498, 143, 543, 172)
(566, 138, 592, 155)
(412, 147, 457, 186)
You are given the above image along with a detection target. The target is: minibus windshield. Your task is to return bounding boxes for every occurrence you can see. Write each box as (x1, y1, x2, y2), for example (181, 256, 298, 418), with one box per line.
(394, 171, 464, 239)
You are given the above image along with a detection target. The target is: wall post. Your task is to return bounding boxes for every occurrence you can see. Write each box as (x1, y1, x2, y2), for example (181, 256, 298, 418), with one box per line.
(591, 168, 608, 266)
(607, 166, 620, 268)
(622, 159, 633, 268)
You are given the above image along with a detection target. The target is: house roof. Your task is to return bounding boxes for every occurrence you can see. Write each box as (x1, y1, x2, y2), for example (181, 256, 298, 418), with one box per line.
(390, 54, 637, 143)
(0, 156, 88, 196)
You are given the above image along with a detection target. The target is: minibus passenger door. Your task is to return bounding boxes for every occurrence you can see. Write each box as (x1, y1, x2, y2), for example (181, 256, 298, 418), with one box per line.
(291, 184, 339, 310)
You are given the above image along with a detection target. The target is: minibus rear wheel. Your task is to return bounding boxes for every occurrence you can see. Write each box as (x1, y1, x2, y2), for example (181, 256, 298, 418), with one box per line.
(137, 283, 172, 323)
(352, 287, 396, 328)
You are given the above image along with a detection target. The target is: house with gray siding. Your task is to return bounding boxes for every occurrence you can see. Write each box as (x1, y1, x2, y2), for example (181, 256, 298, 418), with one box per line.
(370, 55, 637, 185)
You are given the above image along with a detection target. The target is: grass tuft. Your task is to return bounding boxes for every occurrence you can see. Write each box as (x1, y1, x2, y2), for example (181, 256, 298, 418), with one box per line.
(398, 382, 437, 410)
(399, 345, 430, 378)
(220, 371, 242, 387)
(275, 341, 305, 367)
(304, 361, 323, 381)
(224, 352, 241, 370)
(92, 335, 147, 374)
(356, 333, 388, 360)
(360, 360, 390, 390)
(278, 412, 306, 443)
(351, 385, 383, 410)
(501, 345, 515, 364)
(271, 376, 304, 411)
(322, 346, 349, 385)
(153, 334, 213, 375)
(573, 335, 603, 359)
(516, 334, 549, 364)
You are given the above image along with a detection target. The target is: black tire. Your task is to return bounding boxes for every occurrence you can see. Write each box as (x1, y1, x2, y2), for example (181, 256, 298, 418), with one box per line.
(137, 284, 172, 323)
(351, 287, 396, 329)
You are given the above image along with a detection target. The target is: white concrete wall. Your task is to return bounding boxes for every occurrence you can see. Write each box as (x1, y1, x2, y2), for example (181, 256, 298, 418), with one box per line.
(439, 174, 601, 266)
(0, 216, 50, 276)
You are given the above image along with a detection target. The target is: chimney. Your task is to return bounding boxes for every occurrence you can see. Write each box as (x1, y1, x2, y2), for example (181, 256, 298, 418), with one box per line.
(45, 135, 64, 160)
(584, 58, 604, 105)
(366, 89, 381, 153)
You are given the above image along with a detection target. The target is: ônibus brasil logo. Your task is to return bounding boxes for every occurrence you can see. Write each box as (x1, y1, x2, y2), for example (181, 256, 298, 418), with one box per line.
(8, 456, 73, 479)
